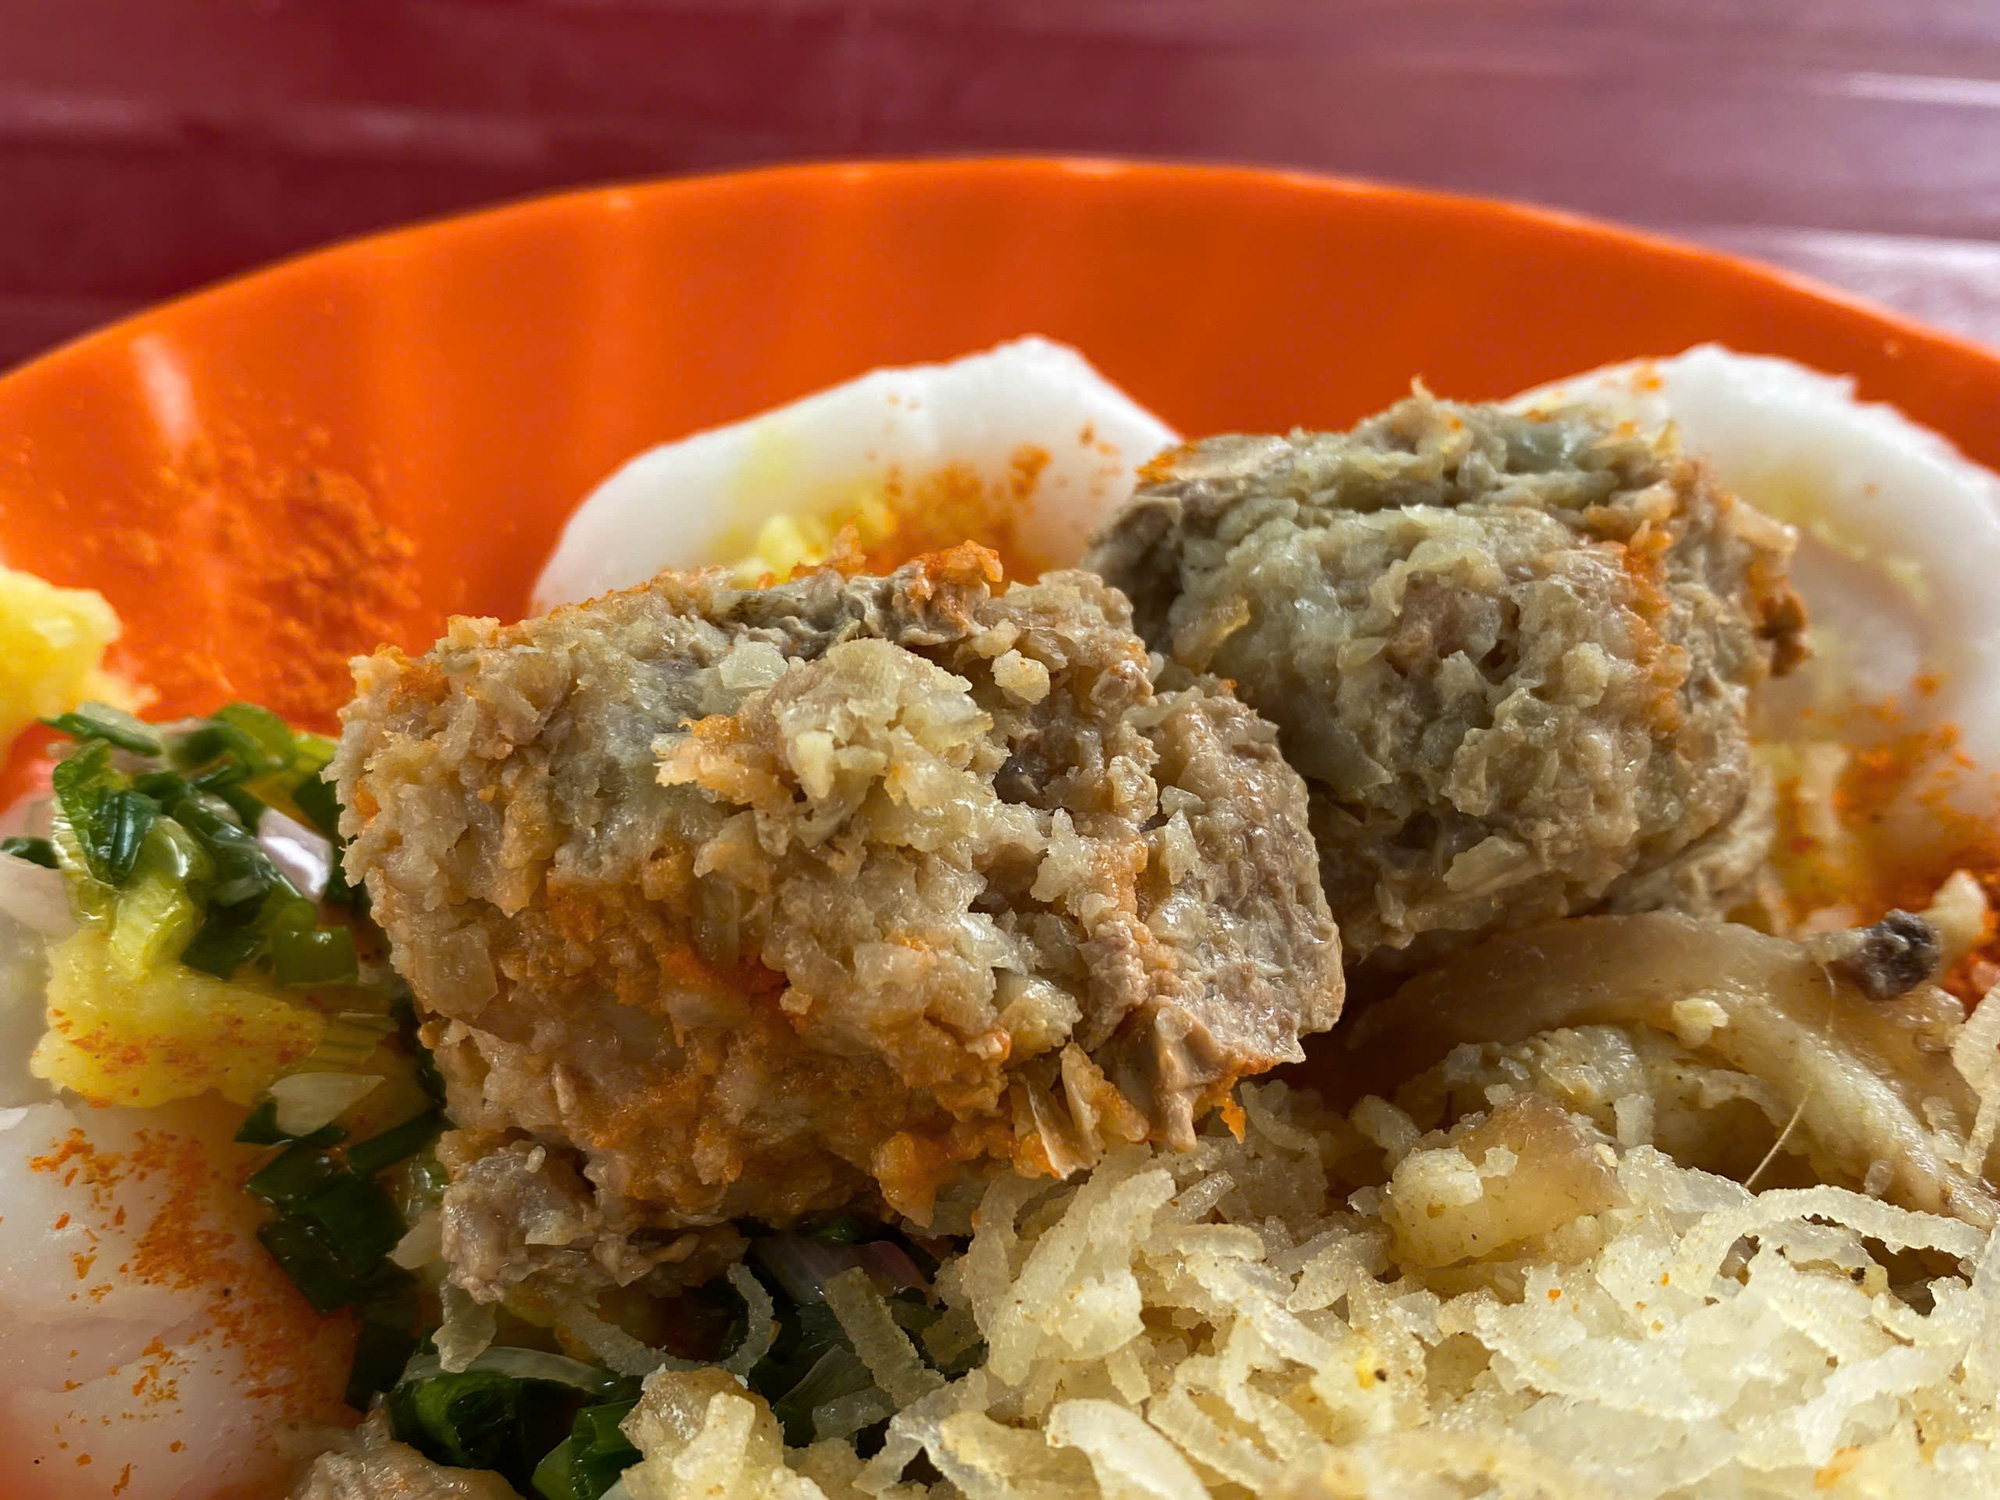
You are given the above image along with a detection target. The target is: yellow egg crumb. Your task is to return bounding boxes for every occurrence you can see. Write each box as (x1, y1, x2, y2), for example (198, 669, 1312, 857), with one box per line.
(0, 563, 141, 750)
(729, 488, 899, 583)
(30, 929, 327, 1108)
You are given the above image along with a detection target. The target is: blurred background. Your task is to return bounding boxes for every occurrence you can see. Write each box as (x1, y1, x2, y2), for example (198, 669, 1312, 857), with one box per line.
(7, 0, 2000, 370)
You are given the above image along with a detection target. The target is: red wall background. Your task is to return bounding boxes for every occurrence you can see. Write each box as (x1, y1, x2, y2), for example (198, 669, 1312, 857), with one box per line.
(7, 0, 2000, 367)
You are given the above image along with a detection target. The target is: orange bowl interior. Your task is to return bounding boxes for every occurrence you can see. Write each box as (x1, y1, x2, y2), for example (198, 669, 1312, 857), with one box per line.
(4, 157, 1999, 763)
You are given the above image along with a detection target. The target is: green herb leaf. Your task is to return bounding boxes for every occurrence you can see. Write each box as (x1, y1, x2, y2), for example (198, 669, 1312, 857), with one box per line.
(807, 1215, 870, 1244)
(43, 703, 163, 756)
(395, 1369, 524, 1471)
(255, 1215, 414, 1315)
(0, 835, 57, 869)
(346, 1318, 420, 1412)
(52, 740, 157, 886)
(394, 1349, 637, 1403)
(255, 1215, 370, 1315)
(321, 842, 361, 908)
(292, 773, 343, 842)
(171, 796, 283, 907)
(97, 790, 158, 887)
(347, 1110, 444, 1179)
(179, 911, 266, 980)
(389, 1351, 628, 1491)
(531, 1400, 641, 1500)
(295, 1173, 406, 1275)
(174, 703, 293, 777)
(270, 918, 358, 988)
(244, 1144, 344, 1208)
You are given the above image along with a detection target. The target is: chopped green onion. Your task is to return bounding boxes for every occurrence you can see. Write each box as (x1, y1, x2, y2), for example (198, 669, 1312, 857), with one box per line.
(47, 815, 116, 926)
(394, 1348, 638, 1402)
(105, 819, 211, 976)
(346, 1317, 420, 1412)
(807, 1215, 870, 1244)
(96, 790, 157, 888)
(0, 836, 57, 869)
(182, 885, 318, 981)
(234, 1098, 347, 1146)
(294, 1173, 406, 1274)
(171, 796, 282, 907)
(130, 768, 193, 812)
(255, 1215, 371, 1315)
(173, 706, 287, 779)
(389, 1351, 630, 1490)
(256, 1215, 416, 1315)
(52, 743, 156, 887)
(347, 1110, 444, 1179)
(43, 702, 163, 756)
(179, 913, 266, 979)
(210, 702, 303, 775)
(180, 759, 245, 792)
(51, 737, 116, 808)
(245, 1144, 344, 1208)
(291, 773, 343, 842)
(271, 917, 358, 988)
(392, 1369, 524, 1471)
(531, 1400, 641, 1500)
(172, 704, 337, 833)
(321, 843, 361, 908)
(357, 1264, 422, 1332)
(212, 782, 268, 832)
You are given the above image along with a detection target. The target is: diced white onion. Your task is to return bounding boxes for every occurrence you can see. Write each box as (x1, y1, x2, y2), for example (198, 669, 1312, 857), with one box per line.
(268, 1070, 382, 1136)
(254, 807, 334, 901)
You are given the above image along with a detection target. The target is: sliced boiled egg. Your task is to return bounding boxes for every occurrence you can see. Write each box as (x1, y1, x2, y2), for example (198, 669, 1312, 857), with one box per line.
(531, 336, 1178, 610)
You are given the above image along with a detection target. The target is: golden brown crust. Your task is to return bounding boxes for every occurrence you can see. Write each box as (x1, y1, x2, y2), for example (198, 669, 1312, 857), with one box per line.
(334, 550, 1341, 1291)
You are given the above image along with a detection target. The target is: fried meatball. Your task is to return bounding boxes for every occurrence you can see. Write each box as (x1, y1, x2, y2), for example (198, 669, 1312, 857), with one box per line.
(333, 546, 1339, 1266)
(1084, 393, 1805, 971)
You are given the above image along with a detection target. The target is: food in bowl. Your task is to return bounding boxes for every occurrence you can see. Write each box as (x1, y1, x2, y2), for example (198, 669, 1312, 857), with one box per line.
(1086, 393, 1805, 971)
(5, 340, 2000, 1500)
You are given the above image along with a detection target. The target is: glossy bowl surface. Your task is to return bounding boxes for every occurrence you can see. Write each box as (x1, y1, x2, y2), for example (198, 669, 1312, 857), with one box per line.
(3, 157, 1998, 752)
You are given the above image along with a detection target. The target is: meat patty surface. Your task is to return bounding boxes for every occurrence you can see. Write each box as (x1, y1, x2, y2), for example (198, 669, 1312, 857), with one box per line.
(1084, 394, 1806, 971)
(333, 547, 1340, 1288)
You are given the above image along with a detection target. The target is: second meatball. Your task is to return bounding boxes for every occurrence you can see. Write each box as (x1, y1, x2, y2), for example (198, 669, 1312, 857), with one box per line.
(1085, 392, 1806, 970)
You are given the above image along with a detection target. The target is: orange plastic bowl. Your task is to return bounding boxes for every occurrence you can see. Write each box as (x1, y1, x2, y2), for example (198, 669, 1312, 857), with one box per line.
(4, 157, 1999, 759)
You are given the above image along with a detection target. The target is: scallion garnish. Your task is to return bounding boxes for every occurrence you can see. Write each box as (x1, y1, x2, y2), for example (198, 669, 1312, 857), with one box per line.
(270, 915, 359, 987)
(294, 1173, 406, 1274)
(291, 772, 343, 843)
(531, 1399, 642, 1500)
(42, 702, 164, 756)
(42, 703, 364, 983)
(346, 1318, 422, 1412)
(808, 1214, 870, 1244)
(0, 835, 57, 869)
(246, 1096, 439, 1299)
(393, 1369, 529, 1473)
(256, 1215, 388, 1315)
(179, 913, 268, 979)
(52, 740, 146, 885)
(244, 1143, 345, 1208)
(387, 1350, 640, 1492)
(346, 1109, 444, 1179)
